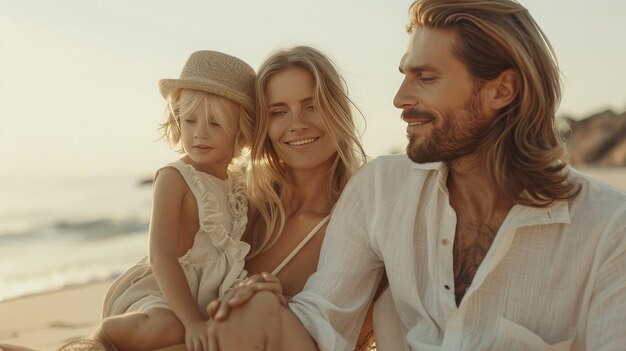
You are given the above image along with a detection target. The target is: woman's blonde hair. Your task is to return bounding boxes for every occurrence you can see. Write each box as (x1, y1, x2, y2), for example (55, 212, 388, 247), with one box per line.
(246, 46, 367, 256)
(408, 0, 579, 206)
(160, 89, 254, 158)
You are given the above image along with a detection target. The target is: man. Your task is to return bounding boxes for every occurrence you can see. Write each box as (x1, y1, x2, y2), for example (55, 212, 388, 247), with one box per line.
(207, 0, 626, 349)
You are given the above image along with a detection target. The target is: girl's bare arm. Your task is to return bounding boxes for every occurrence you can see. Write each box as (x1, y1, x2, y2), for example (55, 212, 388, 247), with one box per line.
(149, 167, 205, 326)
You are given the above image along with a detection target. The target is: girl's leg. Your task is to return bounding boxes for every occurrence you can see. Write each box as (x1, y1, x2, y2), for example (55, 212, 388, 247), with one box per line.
(98, 308, 185, 351)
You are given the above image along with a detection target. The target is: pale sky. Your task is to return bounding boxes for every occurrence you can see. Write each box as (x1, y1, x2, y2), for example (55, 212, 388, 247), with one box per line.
(1, 0, 625, 178)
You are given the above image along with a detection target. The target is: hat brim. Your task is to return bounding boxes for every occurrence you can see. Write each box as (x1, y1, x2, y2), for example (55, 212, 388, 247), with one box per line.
(159, 77, 255, 115)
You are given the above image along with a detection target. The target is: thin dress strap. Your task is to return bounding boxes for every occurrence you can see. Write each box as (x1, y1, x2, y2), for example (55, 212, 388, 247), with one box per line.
(271, 215, 331, 276)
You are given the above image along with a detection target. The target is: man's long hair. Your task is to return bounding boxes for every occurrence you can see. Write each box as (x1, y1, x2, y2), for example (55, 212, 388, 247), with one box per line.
(408, 0, 579, 206)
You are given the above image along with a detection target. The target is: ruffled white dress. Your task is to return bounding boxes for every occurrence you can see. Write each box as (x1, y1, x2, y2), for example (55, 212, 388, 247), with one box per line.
(101, 160, 250, 319)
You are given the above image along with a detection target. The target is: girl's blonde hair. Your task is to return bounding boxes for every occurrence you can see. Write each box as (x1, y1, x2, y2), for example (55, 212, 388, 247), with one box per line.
(408, 0, 579, 206)
(160, 89, 254, 158)
(246, 46, 367, 257)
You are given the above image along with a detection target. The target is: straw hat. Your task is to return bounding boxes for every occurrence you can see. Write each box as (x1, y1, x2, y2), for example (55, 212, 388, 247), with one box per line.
(159, 50, 256, 115)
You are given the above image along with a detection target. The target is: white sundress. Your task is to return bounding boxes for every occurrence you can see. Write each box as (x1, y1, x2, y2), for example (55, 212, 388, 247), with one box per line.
(102, 160, 250, 319)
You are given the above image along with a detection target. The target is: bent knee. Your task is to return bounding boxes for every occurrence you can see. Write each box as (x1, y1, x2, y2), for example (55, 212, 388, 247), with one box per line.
(226, 290, 283, 323)
(233, 291, 284, 333)
(210, 292, 286, 349)
(246, 291, 283, 314)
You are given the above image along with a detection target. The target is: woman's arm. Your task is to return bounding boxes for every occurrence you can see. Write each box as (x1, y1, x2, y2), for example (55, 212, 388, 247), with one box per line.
(149, 168, 206, 328)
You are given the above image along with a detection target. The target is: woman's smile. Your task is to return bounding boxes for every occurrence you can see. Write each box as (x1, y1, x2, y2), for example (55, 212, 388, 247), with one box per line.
(285, 137, 320, 147)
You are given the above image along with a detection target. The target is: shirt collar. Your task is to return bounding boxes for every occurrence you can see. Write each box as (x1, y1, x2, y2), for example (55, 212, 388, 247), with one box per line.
(410, 160, 443, 171)
(510, 200, 571, 227)
(409, 159, 571, 227)
(410, 161, 449, 195)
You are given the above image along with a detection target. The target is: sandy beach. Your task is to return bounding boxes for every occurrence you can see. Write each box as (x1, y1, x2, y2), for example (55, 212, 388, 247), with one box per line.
(1, 167, 625, 351)
(0, 281, 111, 350)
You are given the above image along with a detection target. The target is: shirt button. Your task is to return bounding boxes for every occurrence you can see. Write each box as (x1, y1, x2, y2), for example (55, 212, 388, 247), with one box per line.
(441, 239, 449, 245)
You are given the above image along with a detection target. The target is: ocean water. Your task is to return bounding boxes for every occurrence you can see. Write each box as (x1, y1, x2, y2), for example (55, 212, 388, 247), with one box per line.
(1, 167, 625, 303)
(0, 174, 153, 302)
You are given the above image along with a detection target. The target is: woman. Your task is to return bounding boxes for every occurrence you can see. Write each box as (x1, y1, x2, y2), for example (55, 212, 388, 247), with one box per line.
(243, 45, 367, 298)
(204, 45, 376, 351)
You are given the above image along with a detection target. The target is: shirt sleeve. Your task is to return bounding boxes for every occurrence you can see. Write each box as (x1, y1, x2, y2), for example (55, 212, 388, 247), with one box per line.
(585, 218, 626, 350)
(289, 167, 385, 351)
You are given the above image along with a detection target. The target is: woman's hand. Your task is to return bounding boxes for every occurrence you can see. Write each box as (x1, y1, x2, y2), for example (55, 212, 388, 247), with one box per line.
(184, 320, 210, 351)
(207, 272, 286, 321)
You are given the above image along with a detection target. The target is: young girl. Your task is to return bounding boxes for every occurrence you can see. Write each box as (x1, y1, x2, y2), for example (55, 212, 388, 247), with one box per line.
(60, 50, 255, 351)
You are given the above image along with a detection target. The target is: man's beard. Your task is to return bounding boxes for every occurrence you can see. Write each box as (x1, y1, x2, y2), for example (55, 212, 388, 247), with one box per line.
(406, 90, 492, 164)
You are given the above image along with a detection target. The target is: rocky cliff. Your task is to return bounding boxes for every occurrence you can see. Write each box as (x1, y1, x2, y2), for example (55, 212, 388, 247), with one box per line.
(565, 109, 626, 167)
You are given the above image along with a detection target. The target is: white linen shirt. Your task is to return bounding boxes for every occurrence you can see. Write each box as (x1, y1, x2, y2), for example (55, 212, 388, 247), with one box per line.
(289, 154, 626, 351)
